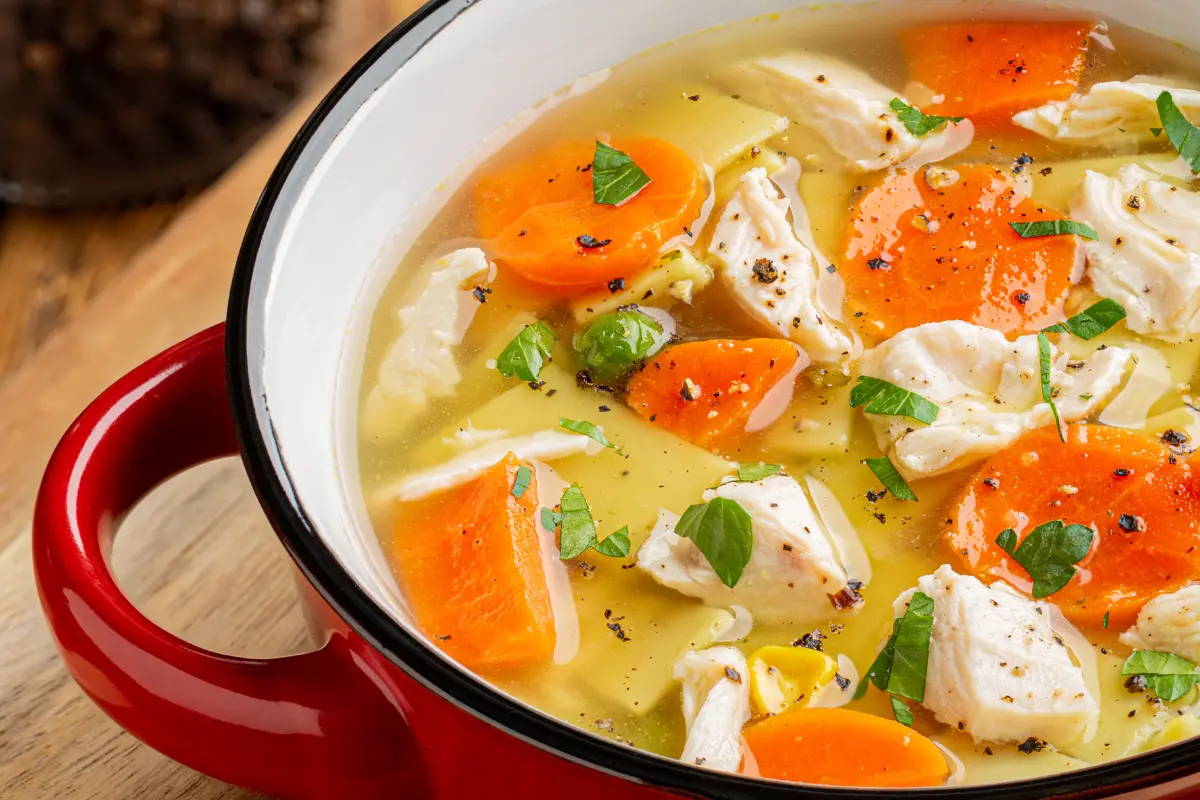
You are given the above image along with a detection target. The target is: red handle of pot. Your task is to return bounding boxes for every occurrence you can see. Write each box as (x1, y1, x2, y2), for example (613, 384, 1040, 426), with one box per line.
(32, 324, 427, 799)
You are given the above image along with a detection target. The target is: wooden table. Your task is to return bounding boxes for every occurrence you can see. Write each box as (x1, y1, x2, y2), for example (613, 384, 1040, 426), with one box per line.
(0, 2, 419, 797)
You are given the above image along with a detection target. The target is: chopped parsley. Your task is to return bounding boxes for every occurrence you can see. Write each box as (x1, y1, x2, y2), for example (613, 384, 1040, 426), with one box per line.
(540, 506, 562, 534)
(674, 497, 754, 588)
(736, 463, 783, 482)
(889, 98, 964, 136)
(1122, 651, 1200, 702)
(858, 592, 935, 726)
(1157, 91, 1200, 174)
(850, 376, 940, 425)
(1103, 611, 1111, 630)
(496, 322, 556, 382)
(863, 456, 918, 502)
(1009, 220, 1099, 240)
(555, 485, 629, 560)
(1037, 332, 1066, 443)
(510, 465, 532, 499)
(560, 417, 618, 451)
(592, 141, 653, 205)
(594, 527, 632, 558)
(995, 520, 1094, 599)
(1042, 298, 1127, 340)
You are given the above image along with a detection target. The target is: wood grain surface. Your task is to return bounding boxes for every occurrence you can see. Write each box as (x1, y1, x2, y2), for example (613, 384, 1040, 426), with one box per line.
(0, 2, 419, 797)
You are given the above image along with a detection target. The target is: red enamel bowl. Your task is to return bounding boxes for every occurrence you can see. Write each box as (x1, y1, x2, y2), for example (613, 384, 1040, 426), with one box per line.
(31, 1, 1200, 797)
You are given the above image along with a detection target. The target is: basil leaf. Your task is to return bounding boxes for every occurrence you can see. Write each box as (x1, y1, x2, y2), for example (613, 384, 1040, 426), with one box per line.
(886, 591, 935, 703)
(1037, 332, 1066, 443)
(541, 507, 562, 534)
(558, 484, 598, 560)
(865, 618, 902, 694)
(863, 456, 918, 502)
(511, 465, 532, 499)
(736, 463, 783, 482)
(593, 141, 652, 205)
(1151, 127, 1164, 138)
(559, 417, 618, 450)
(1042, 299, 1126, 340)
(1122, 651, 1200, 702)
(594, 527, 632, 558)
(1157, 91, 1200, 174)
(889, 98, 964, 137)
(995, 520, 1094, 599)
(496, 322, 557, 382)
(850, 376, 940, 425)
(891, 695, 915, 727)
(573, 310, 669, 380)
(1009, 220, 1099, 240)
(674, 497, 754, 588)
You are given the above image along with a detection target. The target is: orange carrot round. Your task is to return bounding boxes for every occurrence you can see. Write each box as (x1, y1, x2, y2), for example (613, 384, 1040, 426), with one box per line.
(841, 164, 1079, 343)
(626, 338, 801, 452)
(901, 21, 1094, 131)
(475, 138, 705, 293)
(945, 425, 1200, 628)
(392, 453, 555, 671)
(743, 707, 948, 788)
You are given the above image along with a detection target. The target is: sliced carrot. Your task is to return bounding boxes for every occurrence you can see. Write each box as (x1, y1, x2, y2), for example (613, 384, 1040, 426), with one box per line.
(743, 707, 948, 788)
(901, 21, 1093, 131)
(945, 425, 1200, 628)
(392, 453, 555, 671)
(475, 138, 705, 293)
(626, 338, 800, 451)
(841, 164, 1078, 343)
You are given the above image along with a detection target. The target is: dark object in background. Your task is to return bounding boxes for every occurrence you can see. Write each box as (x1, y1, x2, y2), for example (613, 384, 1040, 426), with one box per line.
(0, 0, 328, 207)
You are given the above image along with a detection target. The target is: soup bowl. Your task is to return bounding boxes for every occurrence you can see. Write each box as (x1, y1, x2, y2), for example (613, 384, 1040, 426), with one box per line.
(31, 0, 1200, 797)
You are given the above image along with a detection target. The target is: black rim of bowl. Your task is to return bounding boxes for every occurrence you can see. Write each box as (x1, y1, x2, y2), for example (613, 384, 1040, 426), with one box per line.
(225, 1, 1200, 797)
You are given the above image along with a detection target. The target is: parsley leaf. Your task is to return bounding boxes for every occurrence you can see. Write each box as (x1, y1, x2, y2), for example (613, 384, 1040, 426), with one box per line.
(863, 618, 902, 694)
(1151, 127, 1164, 138)
(593, 141, 652, 205)
(573, 309, 669, 380)
(863, 456, 918, 502)
(594, 527, 632, 558)
(1042, 299, 1127, 340)
(850, 376, 940, 425)
(674, 497, 754, 588)
(496, 322, 556, 382)
(995, 520, 1094, 598)
(1009, 220, 1099, 240)
(736, 463, 783, 482)
(511, 465, 532, 499)
(557, 484, 598, 560)
(1037, 332, 1066, 443)
(1103, 611, 1110, 630)
(886, 591, 935, 703)
(1122, 651, 1200, 702)
(891, 696, 915, 726)
(889, 98, 964, 137)
(559, 417, 618, 450)
(1157, 91, 1200, 174)
(540, 507, 562, 534)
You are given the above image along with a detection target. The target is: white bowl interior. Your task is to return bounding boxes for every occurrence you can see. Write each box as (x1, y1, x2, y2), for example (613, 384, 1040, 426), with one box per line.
(249, 0, 1200, 651)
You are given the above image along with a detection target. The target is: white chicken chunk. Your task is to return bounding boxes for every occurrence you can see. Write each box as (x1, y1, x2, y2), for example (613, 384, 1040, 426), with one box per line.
(1013, 77, 1200, 145)
(709, 167, 856, 362)
(858, 321, 1132, 479)
(636, 475, 861, 624)
(899, 565, 1099, 748)
(731, 54, 966, 172)
(674, 647, 750, 771)
(1072, 165, 1200, 341)
(1120, 585, 1200, 662)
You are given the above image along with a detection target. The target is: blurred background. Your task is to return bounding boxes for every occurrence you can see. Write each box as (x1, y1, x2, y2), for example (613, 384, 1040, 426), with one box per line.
(0, 0, 411, 380)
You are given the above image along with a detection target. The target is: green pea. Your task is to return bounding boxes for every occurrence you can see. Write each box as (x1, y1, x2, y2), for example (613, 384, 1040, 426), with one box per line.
(573, 309, 670, 380)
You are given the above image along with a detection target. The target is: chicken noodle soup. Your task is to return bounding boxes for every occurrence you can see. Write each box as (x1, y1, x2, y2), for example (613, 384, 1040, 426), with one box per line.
(358, 2, 1200, 788)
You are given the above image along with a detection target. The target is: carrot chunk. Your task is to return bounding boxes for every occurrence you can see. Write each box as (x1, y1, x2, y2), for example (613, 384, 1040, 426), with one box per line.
(743, 707, 948, 788)
(841, 164, 1078, 343)
(945, 426, 1200, 628)
(392, 453, 555, 671)
(626, 339, 801, 451)
(901, 22, 1094, 131)
(475, 138, 705, 293)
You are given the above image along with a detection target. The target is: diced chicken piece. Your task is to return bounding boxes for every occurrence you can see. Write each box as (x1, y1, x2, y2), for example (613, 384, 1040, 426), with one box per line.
(1072, 165, 1200, 341)
(386, 431, 600, 502)
(1120, 585, 1200, 662)
(730, 54, 967, 172)
(1013, 77, 1200, 145)
(709, 168, 856, 363)
(674, 647, 750, 771)
(636, 474, 861, 624)
(859, 321, 1132, 478)
(571, 247, 713, 322)
(375, 247, 494, 405)
(899, 565, 1099, 748)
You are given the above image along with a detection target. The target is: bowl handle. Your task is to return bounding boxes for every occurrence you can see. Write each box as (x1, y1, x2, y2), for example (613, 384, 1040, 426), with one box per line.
(32, 324, 428, 799)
